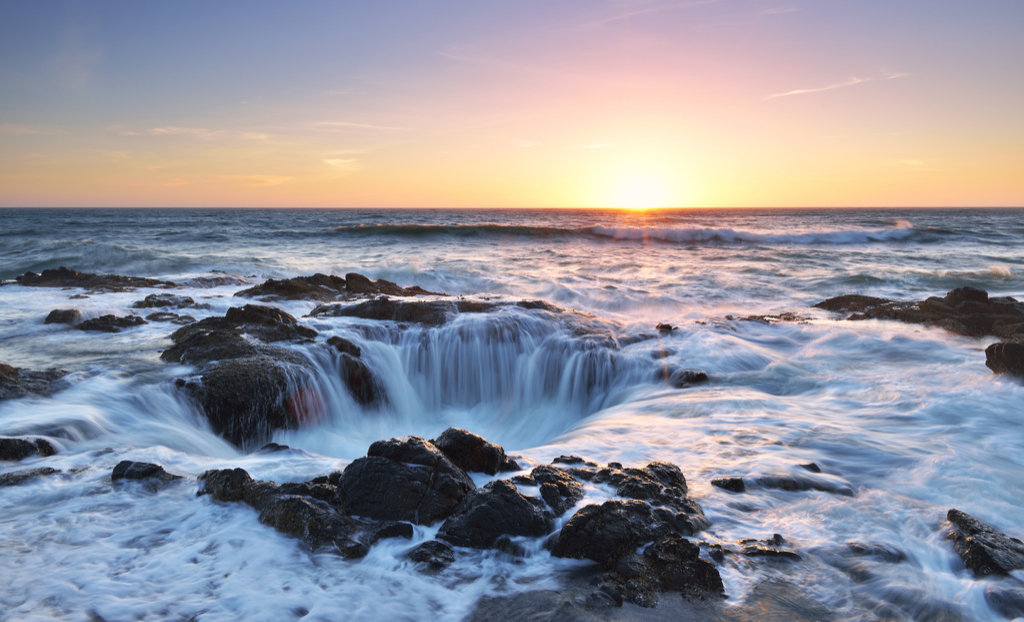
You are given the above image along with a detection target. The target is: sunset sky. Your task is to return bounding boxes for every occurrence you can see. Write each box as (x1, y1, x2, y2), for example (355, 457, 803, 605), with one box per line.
(1, 1, 1022, 208)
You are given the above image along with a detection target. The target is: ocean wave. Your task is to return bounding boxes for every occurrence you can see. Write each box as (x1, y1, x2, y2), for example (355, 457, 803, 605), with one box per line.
(333, 222, 919, 245)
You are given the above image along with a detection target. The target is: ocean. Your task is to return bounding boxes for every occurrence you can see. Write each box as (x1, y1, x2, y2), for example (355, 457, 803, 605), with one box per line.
(1, 207, 1023, 621)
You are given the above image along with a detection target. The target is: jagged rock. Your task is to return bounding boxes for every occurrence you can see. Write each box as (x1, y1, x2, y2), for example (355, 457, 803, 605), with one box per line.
(0, 467, 61, 486)
(946, 509, 1024, 576)
(235, 274, 350, 303)
(711, 477, 745, 493)
(367, 521, 415, 544)
(145, 312, 196, 325)
(669, 369, 708, 388)
(598, 533, 725, 607)
(326, 336, 361, 358)
(439, 480, 553, 548)
(551, 456, 598, 467)
(198, 468, 254, 502)
(337, 436, 475, 525)
(344, 272, 444, 297)
(408, 540, 456, 570)
(814, 287, 1024, 340)
(76, 314, 147, 333)
(432, 427, 520, 476)
(257, 495, 365, 557)
(551, 500, 669, 567)
(339, 353, 383, 405)
(44, 309, 83, 325)
(111, 460, 184, 489)
(308, 296, 563, 326)
(740, 534, 801, 560)
(515, 465, 584, 517)
(757, 473, 854, 497)
(798, 463, 822, 473)
(986, 342, 1024, 377)
(132, 293, 198, 309)
(10, 266, 176, 292)
(0, 437, 56, 461)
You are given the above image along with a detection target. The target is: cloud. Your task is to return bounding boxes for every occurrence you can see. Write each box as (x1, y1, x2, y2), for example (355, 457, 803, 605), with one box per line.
(149, 126, 221, 139)
(761, 5, 799, 15)
(323, 158, 359, 168)
(766, 72, 908, 100)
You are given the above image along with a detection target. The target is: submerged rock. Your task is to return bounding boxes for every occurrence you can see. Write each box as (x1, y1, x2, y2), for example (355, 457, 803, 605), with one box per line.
(44, 308, 83, 325)
(669, 369, 708, 388)
(336, 436, 475, 525)
(432, 427, 521, 476)
(326, 336, 361, 358)
(408, 540, 456, 570)
(756, 473, 854, 497)
(598, 533, 725, 607)
(132, 293, 199, 309)
(0, 467, 61, 487)
(76, 314, 148, 333)
(439, 480, 553, 548)
(711, 477, 745, 493)
(111, 460, 184, 490)
(739, 534, 801, 560)
(0, 365, 69, 401)
(10, 266, 175, 292)
(0, 437, 57, 461)
(946, 508, 1024, 576)
(145, 312, 196, 325)
(985, 342, 1024, 377)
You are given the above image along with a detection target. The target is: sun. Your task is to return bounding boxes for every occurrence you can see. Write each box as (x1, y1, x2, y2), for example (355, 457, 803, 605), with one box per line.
(608, 173, 673, 209)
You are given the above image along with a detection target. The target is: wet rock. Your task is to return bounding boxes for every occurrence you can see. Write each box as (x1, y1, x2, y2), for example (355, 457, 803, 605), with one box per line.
(44, 309, 83, 325)
(145, 312, 195, 325)
(235, 274, 350, 303)
(309, 296, 487, 326)
(432, 427, 520, 476)
(0, 437, 56, 461)
(258, 442, 291, 453)
(326, 336, 361, 358)
(111, 460, 184, 488)
(198, 468, 255, 502)
(258, 495, 365, 557)
(656, 323, 675, 334)
(740, 534, 801, 560)
(162, 304, 316, 366)
(814, 287, 1024, 340)
(337, 436, 475, 525)
(132, 293, 198, 309)
(367, 521, 414, 544)
(798, 462, 822, 473)
(757, 473, 854, 497)
(76, 314, 148, 333)
(985, 584, 1024, 620)
(529, 465, 585, 516)
(11, 266, 176, 292)
(550, 500, 669, 567)
(711, 477, 745, 493)
(339, 353, 384, 405)
(408, 540, 456, 570)
(669, 369, 708, 388)
(986, 342, 1024, 377)
(344, 272, 445, 297)
(598, 533, 725, 606)
(0, 467, 61, 486)
(439, 479, 553, 548)
(946, 508, 1024, 576)
(551, 456, 598, 467)
(846, 541, 907, 563)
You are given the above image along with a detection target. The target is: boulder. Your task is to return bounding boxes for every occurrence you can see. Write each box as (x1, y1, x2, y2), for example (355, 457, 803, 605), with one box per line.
(739, 534, 801, 560)
(757, 473, 854, 497)
(946, 508, 1024, 576)
(44, 309, 83, 325)
(145, 312, 196, 325)
(235, 274, 350, 303)
(257, 495, 365, 557)
(669, 369, 708, 388)
(514, 465, 584, 516)
(985, 342, 1024, 377)
(344, 272, 445, 297)
(597, 533, 725, 607)
(439, 480, 554, 548)
(408, 540, 456, 570)
(11, 266, 175, 292)
(0, 437, 56, 461)
(337, 436, 475, 525)
(76, 314, 147, 333)
(550, 500, 669, 568)
(339, 353, 383, 405)
(711, 477, 745, 493)
(0, 467, 61, 487)
(111, 460, 184, 490)
(132, 293, 198, 309)
(198, 468, 254, 502)
(326, 336, 361, 358)
(432, 427, 520, 475)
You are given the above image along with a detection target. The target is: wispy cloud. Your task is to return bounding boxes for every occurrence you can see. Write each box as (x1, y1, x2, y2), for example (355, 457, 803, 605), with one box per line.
(149, 126, 222, 139)
(766, 72, 908, 100)
(761, 5, 799, 15)
(323, 158, 359, 168)
(313, 121, 412, 131)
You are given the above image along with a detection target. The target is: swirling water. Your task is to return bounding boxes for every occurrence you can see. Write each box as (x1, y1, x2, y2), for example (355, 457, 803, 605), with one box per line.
(1, 207, 1023, 621)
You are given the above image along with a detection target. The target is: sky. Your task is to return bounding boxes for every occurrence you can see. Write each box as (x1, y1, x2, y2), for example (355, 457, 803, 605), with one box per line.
(0, 0, 1022, 208)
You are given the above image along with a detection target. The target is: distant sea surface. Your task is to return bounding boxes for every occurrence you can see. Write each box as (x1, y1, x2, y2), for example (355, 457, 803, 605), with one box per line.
(2, 207, 1023, 621)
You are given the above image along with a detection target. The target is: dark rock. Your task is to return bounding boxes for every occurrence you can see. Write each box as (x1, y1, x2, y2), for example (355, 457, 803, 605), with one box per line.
(0, 364, 69, 403)
(985, 584, 1024, 620)
(344, 272, 445, 297)
(986, 342, 1024, 377)
(757, 473, 854, 497)
(551, 456, 597, 467)
(1, 438, 41, 461)
(12, 266, 175, 292)
(946, 286, 989, 306)
(432, 427, 520, 476)
(946, 508, 1024, 576)
(310, 297, 484, 326)
(798, 462, 822, 473)
(846, 541, 907, 563)
(111, 461, 184, 489)
(198, 468, 255, 502)
(814, 295, 891, 313)
(530, 465, 585, 516)
(76, 314, 147, 333)
(257, 494, 364, 556)
(132, 293, 197, 309)
(337, 436, 475, 525)
(550, 500, 669, 568)
(711, 477, 745, 493)
(145, 312, 195, 325)
(669, 369, 708, 388)
(326, 336, 361, 358)
(439, 480, 554, 548)
(45, 309, 83, 325)
(656, 323, 675, 333)
(0, 467, 61, 486)
(258, 442, 291, 453)
(235, 274, 350, 303)
(339, 353, 384, 405)
(367, 521, 414, 544)
(408, 540, 456, 570)
(740, 534, 801, 560)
